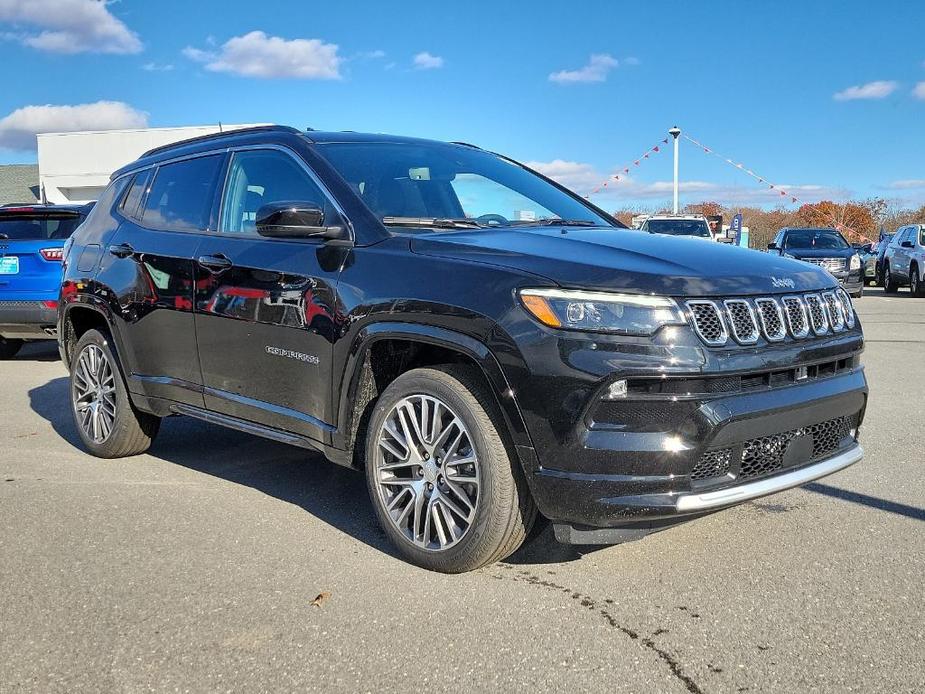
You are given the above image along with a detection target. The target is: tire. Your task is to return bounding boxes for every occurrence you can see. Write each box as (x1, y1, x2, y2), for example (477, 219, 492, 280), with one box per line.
(911, 265, 923, 297)
(364, 365, 536, 573)
(851, 287, 863, 299)
(0, 337, 23, 360)
(883, 264, 899, 293)
(70, 328, 160, 458)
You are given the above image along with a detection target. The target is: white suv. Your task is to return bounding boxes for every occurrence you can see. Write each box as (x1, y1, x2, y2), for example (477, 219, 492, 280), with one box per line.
(639, 214, 717, 241)
(883, 223, 925, 296)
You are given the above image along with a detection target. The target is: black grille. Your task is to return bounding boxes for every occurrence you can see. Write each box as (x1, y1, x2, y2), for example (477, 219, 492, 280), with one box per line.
(0, 300, 43, 309)
(805, 295, 829, 334)
(691, 415, 854, 483)
(686, 301, 726, 345)
(724, 300, 759, 343)
(691, 449, 732, 481)
(755, 298, 786, 341)
(782, 296, 809, 338)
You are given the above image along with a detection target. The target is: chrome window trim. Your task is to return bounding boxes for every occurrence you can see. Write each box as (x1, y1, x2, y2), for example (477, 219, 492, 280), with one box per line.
(754, 297, 787, 342)
(685, 300, 728, 346)
(722, 299, 760, 345)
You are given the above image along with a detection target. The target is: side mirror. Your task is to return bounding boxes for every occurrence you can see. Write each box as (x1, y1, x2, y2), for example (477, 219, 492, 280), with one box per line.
(255, 201, 346, 240)
(767, 243, 779, 251)
(901, 240, 915, 249)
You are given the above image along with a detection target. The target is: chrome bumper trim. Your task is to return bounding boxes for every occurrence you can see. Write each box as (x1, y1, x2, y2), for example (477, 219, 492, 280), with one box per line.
(676, 444, 863, 512)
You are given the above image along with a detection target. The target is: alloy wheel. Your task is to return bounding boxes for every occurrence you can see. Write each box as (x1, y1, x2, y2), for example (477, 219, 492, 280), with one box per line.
(72, 344, 117, 443)
(912, 272, 920, 295)
(374, 394, 480, 551)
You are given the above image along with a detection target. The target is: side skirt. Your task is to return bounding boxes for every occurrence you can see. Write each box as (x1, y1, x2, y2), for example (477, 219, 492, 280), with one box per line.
(170, 403, 323, 453)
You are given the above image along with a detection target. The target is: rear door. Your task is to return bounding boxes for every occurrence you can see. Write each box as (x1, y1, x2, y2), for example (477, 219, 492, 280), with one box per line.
(0, 211, 84, 297)
(100, 154, 225, 406)
(193, 146, 348, 442)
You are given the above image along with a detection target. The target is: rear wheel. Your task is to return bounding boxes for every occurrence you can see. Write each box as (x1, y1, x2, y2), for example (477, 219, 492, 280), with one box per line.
(0, 337, 23, 360)
(883, 264, 899, 293)
(70, 329, 160, 458)
(365, 365, 535, 573)
(911, 266, 923, 297)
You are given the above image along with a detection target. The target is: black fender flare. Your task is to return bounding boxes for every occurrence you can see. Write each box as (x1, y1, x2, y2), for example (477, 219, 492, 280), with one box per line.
(333, 321, 535, 459)
(58, 297, 120, 368)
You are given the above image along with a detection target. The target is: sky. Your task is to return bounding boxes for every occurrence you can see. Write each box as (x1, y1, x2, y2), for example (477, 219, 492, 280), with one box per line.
(1, 0, 924, 210)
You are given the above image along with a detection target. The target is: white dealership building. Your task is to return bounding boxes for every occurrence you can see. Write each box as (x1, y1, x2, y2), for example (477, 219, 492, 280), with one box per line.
(36, 124, 266, 204)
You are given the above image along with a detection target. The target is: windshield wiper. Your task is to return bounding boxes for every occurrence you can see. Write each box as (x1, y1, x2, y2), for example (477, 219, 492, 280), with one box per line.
(507, 218, 599, 227)
(382, 216, 485, 229)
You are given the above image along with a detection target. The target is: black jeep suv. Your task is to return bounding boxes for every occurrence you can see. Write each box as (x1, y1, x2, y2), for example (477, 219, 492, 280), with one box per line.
(57, 126, 867, 572)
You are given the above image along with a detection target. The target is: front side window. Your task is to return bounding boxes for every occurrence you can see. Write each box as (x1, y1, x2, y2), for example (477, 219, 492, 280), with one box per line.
(316, 141, 614, 229)
(142, 155, 224, 232)
(219, 149, 340, 234)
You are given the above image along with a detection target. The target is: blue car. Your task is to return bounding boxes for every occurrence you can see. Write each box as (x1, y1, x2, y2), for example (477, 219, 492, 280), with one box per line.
(0, 203, 94, 359)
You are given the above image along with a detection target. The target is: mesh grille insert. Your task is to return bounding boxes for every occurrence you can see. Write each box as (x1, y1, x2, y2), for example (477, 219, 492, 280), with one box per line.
(823, 291, 845, 331)
(805, 294, 829, 335)
(691, 448, 732, 481)
(782, 296, 810, 338)
(724, 300, 759, 344)
(687, 301, 727, 345)
(755, 298, 786, 341)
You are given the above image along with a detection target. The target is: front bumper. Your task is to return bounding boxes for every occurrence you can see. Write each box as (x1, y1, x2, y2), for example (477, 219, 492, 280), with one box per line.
(0, 300, 58, 339)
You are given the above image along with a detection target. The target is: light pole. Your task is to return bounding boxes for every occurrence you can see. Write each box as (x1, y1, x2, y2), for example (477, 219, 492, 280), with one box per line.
(668, 126, 681, 213)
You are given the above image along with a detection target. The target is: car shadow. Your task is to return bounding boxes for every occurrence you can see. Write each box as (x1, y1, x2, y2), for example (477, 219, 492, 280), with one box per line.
(28, 375, 594, 566)
(13, 340, 60, 362)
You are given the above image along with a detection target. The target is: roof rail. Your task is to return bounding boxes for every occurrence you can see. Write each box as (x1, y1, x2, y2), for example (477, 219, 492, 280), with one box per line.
(140, 125, 302, 159)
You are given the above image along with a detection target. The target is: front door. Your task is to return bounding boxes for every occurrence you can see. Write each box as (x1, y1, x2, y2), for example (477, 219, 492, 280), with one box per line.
(193, 147, 348, 443)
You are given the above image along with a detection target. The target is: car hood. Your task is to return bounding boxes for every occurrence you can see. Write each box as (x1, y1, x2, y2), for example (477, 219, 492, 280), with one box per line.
(410, 227, 835, 296)
(783, 247, 856, 259)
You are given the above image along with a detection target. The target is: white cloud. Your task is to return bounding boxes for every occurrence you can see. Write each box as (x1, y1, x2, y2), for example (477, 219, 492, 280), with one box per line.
(0, 0, 141, 54)
(412, 51, 443, 70)
(912, 82, 925, 100)
(526, 159, 849, 205)
(549, 54, 619, 84)
(833, 80, 899, 101)
(883, 179, 925, 190)
(184, 31, 341, 80)
(0, 100, 148, 150)
(142, 62, 173, 72)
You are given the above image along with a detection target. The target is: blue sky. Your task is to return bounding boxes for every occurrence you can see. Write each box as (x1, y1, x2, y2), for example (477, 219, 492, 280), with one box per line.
(1, 0, 924, 209)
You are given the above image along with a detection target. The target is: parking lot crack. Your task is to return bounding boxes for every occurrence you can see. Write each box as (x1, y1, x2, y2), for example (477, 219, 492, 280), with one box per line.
(490, 567, 705, 694)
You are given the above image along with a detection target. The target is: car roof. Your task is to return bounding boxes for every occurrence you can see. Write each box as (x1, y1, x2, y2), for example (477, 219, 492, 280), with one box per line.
(113, 125, 479, 180)
(780, 227, 840, 233)
(646, 214, 707, 221)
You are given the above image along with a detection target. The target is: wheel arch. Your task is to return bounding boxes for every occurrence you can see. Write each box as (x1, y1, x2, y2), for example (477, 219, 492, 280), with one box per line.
(59, 301, 116, 369)
(334, 322, 534, 469)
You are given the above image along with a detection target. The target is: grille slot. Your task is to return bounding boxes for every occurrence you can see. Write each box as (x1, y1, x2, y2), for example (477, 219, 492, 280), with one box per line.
(0, 300, 44, 309)
(723, 299, 759, 344)
(804, 294, 829, 335)
(822, 291, 845, 331)
(691, 448, 732, 481)
(781, 296, 810, 338)
(836, 288, 856, 328)
(754, 298, 786, 341)
(686, 301, 727, 346)
(804, 257, 846, 274)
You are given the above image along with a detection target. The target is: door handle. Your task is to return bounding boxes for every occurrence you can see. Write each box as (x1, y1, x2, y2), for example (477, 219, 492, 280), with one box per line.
(108, 243, 135, 258)
(197, 253, 233, 272)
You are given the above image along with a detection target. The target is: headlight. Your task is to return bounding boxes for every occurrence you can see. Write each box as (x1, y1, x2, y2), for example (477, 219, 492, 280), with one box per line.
(849, 254, 861, 270)
(518, 288, 685, 336)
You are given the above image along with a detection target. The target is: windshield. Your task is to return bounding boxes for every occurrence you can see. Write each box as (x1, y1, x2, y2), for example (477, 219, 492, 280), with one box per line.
(0, 214, 84, 240)
(315, 142, 614, 229)
(646, 219, 711, 238)
(783, 229, 849, 250)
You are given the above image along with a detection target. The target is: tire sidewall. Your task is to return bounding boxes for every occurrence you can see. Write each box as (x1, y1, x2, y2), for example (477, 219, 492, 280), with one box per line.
(364, 368, 510, 572)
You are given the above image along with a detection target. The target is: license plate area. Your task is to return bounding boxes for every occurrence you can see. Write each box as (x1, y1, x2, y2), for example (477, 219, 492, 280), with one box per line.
(0, 256, 20, 274)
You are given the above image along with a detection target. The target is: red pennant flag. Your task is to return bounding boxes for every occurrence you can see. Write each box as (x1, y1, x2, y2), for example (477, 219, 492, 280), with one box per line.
(780, 191, 786, 196)
(644, 153, 649, 159)
(614, 175, 620, 181)
(663, 138, 669, 144)
(634, 160, 640, 166)
(757, 178, 764, 183)
(791, 197, 797, 203)
(624, 168, 629, 173)
(769, 184, 774, 189)
(653, 146, 659, 153)
(602, 182, 608, 187)
(704, 148, 710, 153)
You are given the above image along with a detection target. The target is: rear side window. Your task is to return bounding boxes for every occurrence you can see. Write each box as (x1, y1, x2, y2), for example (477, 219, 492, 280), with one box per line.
(142, 155, 224, 232)
(121, 168, 153, 220)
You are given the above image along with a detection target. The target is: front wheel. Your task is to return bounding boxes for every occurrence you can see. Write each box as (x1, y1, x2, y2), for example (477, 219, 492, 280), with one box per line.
(365, 366, 535, 572)
(911, 267, 923, 297)
(70, 329, 160, 458)
(883, 265, 899, 293)
(0, 337, 23, 360)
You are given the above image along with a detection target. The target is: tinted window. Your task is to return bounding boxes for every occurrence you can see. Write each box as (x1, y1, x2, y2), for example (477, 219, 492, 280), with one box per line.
(142, 155, 224, 232)
(783, 229, 849, 250)
(219, 149, 340, 235)
(646, 219, 711, 237)
(0, 213, 86, 240)
(121, 168, 153, 219)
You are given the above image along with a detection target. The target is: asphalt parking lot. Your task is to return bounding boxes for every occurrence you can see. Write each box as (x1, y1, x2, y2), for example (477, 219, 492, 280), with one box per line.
(1, 288, 923, 693)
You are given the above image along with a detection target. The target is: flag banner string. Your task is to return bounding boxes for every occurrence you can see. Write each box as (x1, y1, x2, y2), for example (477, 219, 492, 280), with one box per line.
(682, 133, 875, 243)
(584, 137, 670, 198)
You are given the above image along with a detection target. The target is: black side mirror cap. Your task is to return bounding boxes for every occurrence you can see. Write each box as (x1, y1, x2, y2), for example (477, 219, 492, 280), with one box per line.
(901, 240, 915, 248)
(255, 201, 348, 241)
(767, 243, 778, 251)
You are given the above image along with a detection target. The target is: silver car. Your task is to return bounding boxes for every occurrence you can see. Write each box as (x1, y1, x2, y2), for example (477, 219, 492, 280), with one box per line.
(883, 224, 925, 296)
